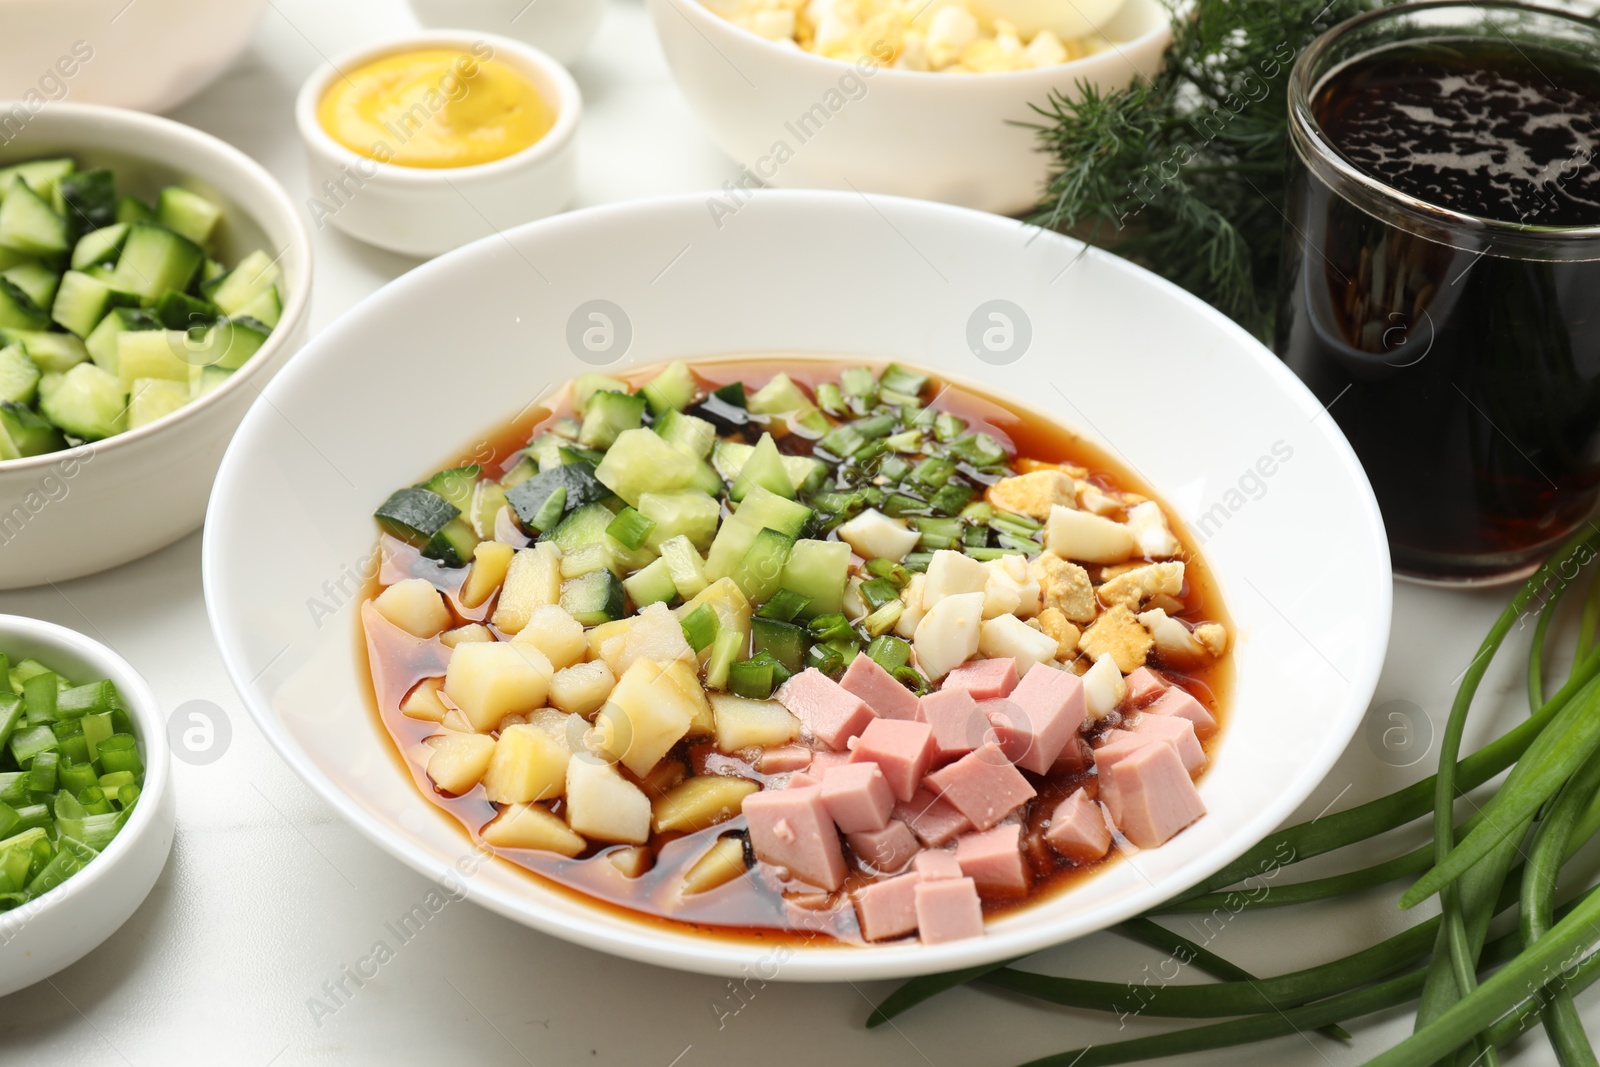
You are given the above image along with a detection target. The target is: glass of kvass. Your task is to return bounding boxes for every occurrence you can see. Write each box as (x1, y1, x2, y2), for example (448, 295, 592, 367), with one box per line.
(1277, 2, 1600, 584)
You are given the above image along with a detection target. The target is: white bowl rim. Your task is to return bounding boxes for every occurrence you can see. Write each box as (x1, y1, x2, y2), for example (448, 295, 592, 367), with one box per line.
(293, 29, 583, 186)
(0, 101, 313, 477)
(204, 189, 1392, 979)
(654, 0, 1174, 83)
(0, 614, 171, 935)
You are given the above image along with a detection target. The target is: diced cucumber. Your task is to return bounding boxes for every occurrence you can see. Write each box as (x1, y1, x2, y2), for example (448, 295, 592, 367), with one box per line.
(622, 557, 678, 608)
(111, 223, 203, 301)
(51, 271, 136, 338)
(235, 284, 281, 329)
(547, 501, 616, 554)
(526, 433, 565, 472)
(38, 363, 128, 440)
(0, 346, 40, 405)
(0, 159, 74, 201)
(115, 330, 190, 389)
(652, 406, 716, 459)
(561, 569, 626, 625)
(469, 480, 508, 538)
(704, 486, 812, 581)
(658, 535, 710, 599)
(2, 263, 60, 309)
(37, 371, 62, 405)
(637, 490, 720, 553)
(127, 377, 188, 430)
(85, 307, 159, 373)
(0, 400, 64, 459)
(374, 487, 458, 546)
(201, 316, 268, 370)
(559, 542, 610, 579)
(572, 373, 628, 413)
(70, 223, 129, 270)
(780, 540, 850, 618)
(0, 280, 48, 331)
(577, 389, 646, 450)
(156, 186, 222, 246)
(704, 628, 744, 690)
(499, 454, 536, 488)
(713, 439, 825, 496)
(730, 432, 794, 502)
(59, 169, 116, 231)
(115, 196, 156, 225)
(423, 517, 478, 567)
(151, 290, 221, 332)
(730, 527, 795, 603)
(0, 182, 68, 257)
(639, 360, 696, 415)
(593, 427, 705, 506)
(420, 465, 481, 513)
(748, 372, 829, 435)
(192, 365, 231, 398)
(506, 460, 607, 529)
(751, 616, 808, 674)
(4, 330, 87, 373)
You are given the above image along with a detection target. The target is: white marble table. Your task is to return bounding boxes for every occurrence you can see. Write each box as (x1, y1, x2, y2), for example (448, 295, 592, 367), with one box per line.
(2, 1, 1596, 1063)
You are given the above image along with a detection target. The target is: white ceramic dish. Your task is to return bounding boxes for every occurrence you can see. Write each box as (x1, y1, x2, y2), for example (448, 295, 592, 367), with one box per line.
(295, 31, 581, 258)
(203, 191, 1391, 981)
(407, 0, 606, 68)
(0, 103, 312, 591)
(0, 0, 268, 114)
(0, 615, 175, 999)
(648, 0, 1171, 215)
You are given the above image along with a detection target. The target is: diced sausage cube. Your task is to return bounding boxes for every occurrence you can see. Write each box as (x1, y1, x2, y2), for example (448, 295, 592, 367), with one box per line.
(893, 788, 972, 847)
(783, 771, 821, 789)
(849, 718, 935, 802)
(808, 750, 851, 778)
(847, 819, 920, 874)
(840, 654, 921, 721)
(1100, 743, 1206, 849)
(954, 823, 1029, 896)
(1051, 736, 1093, 776)
(820, 761, 896, 833)
(984, 664, 1085, 774)
(757, 745, 814, 774)
(1044, 790, 1111, 863)
(1145, 686, 1218, 739)
(743, 785, 847, 890)
(1124, 666, 1170, 707)
(1128, 713, 1206, 775)
(853, 872, 922, 941)
(776, 669, 877, 750)
(914, 876, 985, 944)
(920, 687, 989, 764)
(912, 848, 964, 880)
(923, 743, 1036, 832)
(942, 657, 1018, 701)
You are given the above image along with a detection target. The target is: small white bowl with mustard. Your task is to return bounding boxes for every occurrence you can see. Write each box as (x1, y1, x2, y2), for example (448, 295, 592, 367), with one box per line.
(294, 31, 581, 258)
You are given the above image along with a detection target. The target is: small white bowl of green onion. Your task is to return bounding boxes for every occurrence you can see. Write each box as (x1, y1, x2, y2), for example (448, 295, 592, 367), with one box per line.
(0, 614, 173, 999)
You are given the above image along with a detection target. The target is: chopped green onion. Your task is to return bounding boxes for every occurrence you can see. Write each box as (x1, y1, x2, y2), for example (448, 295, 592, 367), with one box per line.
(910, 456, 956, 490)
(963, 546, 1015, 562)
(902, 552, 933, 573)
(995, 532, 1040, 554)
(850, 413, 898, 440)
(881, 493, 927, 518)
(892, 666, 928, 695)
(8, 723, 56, 766)
(756, 588, 813, 624)
(933, 412, 966, 442)
(862, 600, 904, 638)
(815, 381, 845, 416)
(989, 511, 1043, 534)
(839, 367, 878, 400)
(804, 642, 845, 677)
(885, 429, 924, 453)
(530, 484, 566, 532)
(680, 603, 720, 653)
(877, 455, 912, 483)
(703, 628, 744, 691)
(81, 711, 113, 761)
(117, 784, 140, 809)
(0, 695, 22, 751)
(96, 733, 142, 776)
(23, 674, 56, 724)
(878, 364, 929, 397)
(819, 424, 866, 459)
(56, 680, 116, 720)
(58, 761, 97, 795)
(948, 432, 1006, 466)
(728, 651, 790, 700)
(808, 613, 857, 645)
(863, 558, 910, 588)
(605, 507, 656, 551)
(928, 483, 977, 515)
(866, 635, 912, 673)
(27, 750, 57, 792)
(859, 578, 900, 612)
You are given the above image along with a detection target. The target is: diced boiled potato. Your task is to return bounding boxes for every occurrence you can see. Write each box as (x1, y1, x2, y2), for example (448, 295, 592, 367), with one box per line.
(894, 573, 927, 639)
(618, 602, 695, 674)
(491, 543, 562, 633)
(597, 659, 696, 776)
(662, 659, 716, 737)
(979, 614, 1058, 676)
(710, 692, 801, 752)
(674, 577, 753, 657)
(1045, 505, 1137, 564)
(1137, 607, 1208, 661)
(653, 775, 758, 833)
(549, 660, 615, 717)
(1081, 653, 1128, 720)
(400, 677, 448, 722)
(440, 623, 494, 648)
(482, 723, 571, 804)
(440, 709, 474, 733)
(608, 845, 653, 878)
(923, 549, 989, 603)
(682, 835, 749, 895)
(480, 802, 586, 856)
(1127, 501, 1183, 558)
(444, 641, 553, 732)
(425, 731, 496, 794)
(526, 707, 581, 748)
(460, 540, 515, 609)
(913, 591, 985, 681)
(588, 616, 638, 674)
(638, 756, 689, 798)
(565, 756, 652, 844)
(373, 578, 451, 638)
(512, 603, 587, 669)
(836, 509, 920, 563)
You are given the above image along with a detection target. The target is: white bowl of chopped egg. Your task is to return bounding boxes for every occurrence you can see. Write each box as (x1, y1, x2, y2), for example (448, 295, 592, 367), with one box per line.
(647, 0, 1171, 214)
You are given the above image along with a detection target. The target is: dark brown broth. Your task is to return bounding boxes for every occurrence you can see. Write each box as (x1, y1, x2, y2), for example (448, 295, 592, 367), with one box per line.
(359, 357, 1234, 945)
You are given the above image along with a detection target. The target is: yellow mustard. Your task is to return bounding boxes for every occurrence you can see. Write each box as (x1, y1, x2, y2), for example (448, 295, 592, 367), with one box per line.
(318, 48, 554, 169)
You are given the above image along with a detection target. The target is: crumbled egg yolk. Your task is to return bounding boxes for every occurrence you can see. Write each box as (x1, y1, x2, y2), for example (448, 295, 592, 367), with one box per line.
(718, 0, 1106, 72)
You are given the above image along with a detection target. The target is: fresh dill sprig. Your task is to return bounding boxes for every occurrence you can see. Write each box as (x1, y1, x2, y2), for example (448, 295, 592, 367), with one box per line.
(1026, 0, 1386, 338)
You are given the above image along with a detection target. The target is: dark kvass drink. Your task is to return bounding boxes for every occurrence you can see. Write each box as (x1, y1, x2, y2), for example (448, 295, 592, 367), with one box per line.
(1278, 6, 1600, 583)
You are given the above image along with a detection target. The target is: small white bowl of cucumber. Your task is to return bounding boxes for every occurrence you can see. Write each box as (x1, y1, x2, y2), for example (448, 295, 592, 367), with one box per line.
(0, 103, 312, 590)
